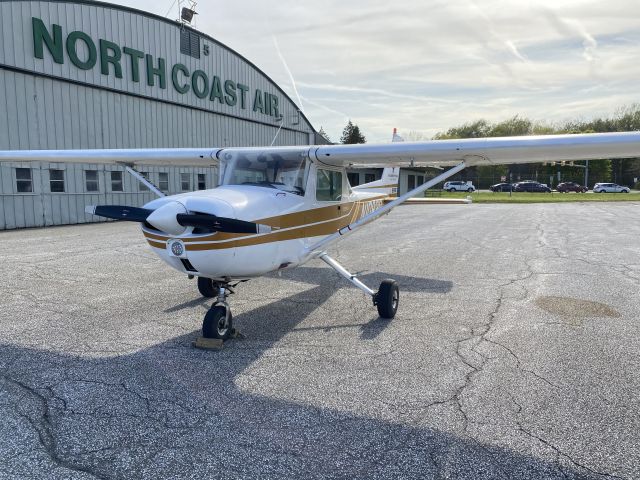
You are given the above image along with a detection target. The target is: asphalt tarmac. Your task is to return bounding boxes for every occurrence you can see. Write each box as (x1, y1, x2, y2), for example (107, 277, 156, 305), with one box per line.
(1, 203, 639, 479)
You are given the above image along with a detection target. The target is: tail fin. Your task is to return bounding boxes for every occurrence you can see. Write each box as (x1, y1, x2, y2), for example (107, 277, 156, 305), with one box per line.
(352, 129, 401, 196)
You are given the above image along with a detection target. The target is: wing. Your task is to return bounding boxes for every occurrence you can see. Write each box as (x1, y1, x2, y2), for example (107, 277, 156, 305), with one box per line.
(309, 132, 640, 167)
(1, 132, 638, 167)
(0, 148, 220, 167)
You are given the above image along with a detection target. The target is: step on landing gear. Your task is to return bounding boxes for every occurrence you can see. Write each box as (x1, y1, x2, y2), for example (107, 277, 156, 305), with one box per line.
(319, 253, 400, 319)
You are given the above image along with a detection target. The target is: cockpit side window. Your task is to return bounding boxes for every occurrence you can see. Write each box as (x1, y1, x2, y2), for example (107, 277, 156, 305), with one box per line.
(316, 169, 342, 202)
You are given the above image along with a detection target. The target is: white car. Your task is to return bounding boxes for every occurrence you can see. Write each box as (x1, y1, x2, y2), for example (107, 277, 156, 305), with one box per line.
(593, 183, 630, 193)
(443, 181, 476, 192)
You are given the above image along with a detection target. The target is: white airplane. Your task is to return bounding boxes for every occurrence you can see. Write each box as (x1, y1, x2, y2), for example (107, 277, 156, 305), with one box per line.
(1, 131, 640, 340)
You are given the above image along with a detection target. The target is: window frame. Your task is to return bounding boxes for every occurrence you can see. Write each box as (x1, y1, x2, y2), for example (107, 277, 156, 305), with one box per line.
(347, 172, 360, 187)
(15, 167, 33, 193)
(197, 173, 206, 190)
(85, 170, 99, 192)
(138, 171, 150, 191)
(49, 169, 65, 193)
(315, 168, 343, 202)
(158, 172, 169, 192)
(110, 171, 124, 192)
(181, 172, 191, 191)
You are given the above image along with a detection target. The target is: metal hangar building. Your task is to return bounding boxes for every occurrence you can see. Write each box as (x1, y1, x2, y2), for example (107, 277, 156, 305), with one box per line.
(0, 0, 325, 229)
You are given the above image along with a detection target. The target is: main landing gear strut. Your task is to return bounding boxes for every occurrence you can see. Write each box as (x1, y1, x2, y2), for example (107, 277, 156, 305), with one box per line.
(319, 253, 399, 319)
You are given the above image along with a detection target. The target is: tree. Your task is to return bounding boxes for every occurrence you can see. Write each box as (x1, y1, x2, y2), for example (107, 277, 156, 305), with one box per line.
(404, 131, 427, 141)
(318, 126, 331, 143)
(340, 120, 366, 144)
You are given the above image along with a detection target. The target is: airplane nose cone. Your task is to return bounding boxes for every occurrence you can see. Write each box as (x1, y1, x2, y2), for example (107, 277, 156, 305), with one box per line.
(146, 201, 188, 235)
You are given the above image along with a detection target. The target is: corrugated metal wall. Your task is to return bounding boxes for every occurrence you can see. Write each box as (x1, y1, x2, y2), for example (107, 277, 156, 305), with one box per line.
(0, 0, 317, 229)
(0, 161, 216, 229)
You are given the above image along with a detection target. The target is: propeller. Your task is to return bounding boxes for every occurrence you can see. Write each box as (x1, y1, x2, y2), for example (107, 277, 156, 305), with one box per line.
(86, 205, 154, 222)
(85, 204, 271, 234)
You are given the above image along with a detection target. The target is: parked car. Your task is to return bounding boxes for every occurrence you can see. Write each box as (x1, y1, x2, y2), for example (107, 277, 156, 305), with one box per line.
(513, 181, 551, 193)
(593, 183, 630, 193)
(443, 181, 476, 192)
(556, 182, 588, 193)
(490, 183, 513, 192)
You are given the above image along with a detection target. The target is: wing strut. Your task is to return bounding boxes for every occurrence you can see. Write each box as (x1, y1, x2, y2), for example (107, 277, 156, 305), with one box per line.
(125, 166, 165, 198)
(305, 161, 467, 257)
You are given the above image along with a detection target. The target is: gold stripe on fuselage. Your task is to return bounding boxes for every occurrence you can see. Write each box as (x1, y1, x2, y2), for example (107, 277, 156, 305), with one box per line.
(143, 197, 385, 251)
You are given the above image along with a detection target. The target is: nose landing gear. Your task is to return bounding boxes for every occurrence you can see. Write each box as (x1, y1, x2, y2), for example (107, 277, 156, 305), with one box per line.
(202, 284, 233, 340)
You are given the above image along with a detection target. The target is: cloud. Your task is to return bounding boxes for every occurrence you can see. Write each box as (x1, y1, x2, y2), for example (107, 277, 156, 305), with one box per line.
(112, 0, 640, 142)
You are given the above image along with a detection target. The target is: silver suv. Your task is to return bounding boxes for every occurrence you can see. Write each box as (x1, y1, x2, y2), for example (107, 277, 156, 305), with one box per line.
(444, 181, 476, 192)
(593, 183, 630, 193)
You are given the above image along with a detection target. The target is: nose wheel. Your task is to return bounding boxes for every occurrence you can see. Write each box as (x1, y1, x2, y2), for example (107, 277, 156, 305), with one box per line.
(202, 284, 234, 340)
(202, 305, 233, 340)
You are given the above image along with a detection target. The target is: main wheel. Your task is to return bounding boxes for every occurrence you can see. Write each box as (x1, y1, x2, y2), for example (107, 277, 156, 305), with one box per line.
(197, 277, 217, 298)
(467, 188, 473, 192)
(376, 279, 399, 319)
(202, 305, 233, 340)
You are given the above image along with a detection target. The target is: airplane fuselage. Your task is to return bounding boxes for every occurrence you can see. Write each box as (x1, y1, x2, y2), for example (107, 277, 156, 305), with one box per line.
(142, 184, 385, 281)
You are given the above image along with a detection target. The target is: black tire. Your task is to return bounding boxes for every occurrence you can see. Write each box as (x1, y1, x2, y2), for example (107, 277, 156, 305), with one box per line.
(202, 305, 233, 340)
(376, 279, 399, 319)
(197, 277, 217, 298)
(448, 188, 455, 193)
(467, 188, 473, 192)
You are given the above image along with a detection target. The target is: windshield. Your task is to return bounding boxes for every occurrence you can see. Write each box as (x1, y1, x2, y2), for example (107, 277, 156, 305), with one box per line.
(220, 148, 310, 196)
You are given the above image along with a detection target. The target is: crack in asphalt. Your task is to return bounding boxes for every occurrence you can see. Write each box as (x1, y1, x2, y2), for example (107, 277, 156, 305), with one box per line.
(1, 375, 111, 480)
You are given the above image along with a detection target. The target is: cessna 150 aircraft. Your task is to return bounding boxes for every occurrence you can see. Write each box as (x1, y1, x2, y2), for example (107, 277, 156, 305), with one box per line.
(1, 131, 640, 339)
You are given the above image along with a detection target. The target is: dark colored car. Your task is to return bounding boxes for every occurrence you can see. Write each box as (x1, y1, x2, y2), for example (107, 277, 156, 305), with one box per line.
(513, 181, 551, 193)
(490, 183, 513, 192)
(557, 182, 587, 193)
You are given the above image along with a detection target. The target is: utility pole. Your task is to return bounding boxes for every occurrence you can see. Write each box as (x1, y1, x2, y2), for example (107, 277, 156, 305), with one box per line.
(585, 160, 589, 188)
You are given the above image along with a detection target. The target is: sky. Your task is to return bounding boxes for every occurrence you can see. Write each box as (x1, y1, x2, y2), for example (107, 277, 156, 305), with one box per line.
(111, 0, 640, 143)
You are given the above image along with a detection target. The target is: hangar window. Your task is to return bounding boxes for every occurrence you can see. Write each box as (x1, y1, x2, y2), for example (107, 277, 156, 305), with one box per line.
(139, 172, 149, 191)
(407, 175, 416, 190)
(111, 171, 123, 192)
(85, 170, 99, 192)
(159, 172, 169, 192)
(49, 169, 65, 193)
(15, 168, 33, 193)
(365, 173, 376, 184)
(347, 172, 360, 187)
(417, 175, 424, 186)
(181, 173, 191, 191)
(316, 169, 342, 202)
(180, 29, 200, 59)
(197, 174, 206, 190)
